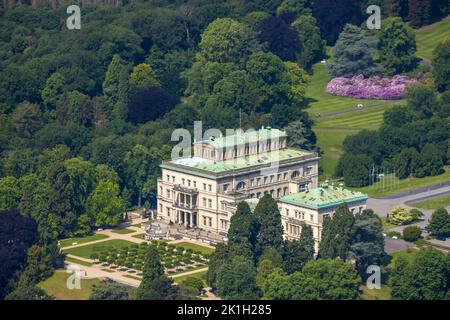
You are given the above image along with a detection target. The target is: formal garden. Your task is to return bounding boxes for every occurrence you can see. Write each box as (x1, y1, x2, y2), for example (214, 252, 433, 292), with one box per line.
(87, 241, 211, 275)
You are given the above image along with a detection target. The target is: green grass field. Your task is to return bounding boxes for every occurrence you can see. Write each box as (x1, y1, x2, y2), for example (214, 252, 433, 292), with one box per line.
(305, 64, 389, 117)
(415, 16, 450, 61)
(66, 256, 93, 267)
(174, 242, 215, 255)
(112, 228, 135, 234)
(64, 239, 136, 259)
(38, 270, 100, 300)
(410, 194, 450, 210)
(353, 167, 450, 197)
(305, 63, 400, 177)
(388, 249, 418, 268)
(361, 285, 391, 300)
(172, 270, 208, 286)
(380, 217, 398, 230)
(59, 234, 109, 248)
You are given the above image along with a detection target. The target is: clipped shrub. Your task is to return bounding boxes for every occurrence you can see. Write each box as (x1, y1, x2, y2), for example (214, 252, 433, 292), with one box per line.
(403, 226, 422, 242)
(390, 206, 415, 225)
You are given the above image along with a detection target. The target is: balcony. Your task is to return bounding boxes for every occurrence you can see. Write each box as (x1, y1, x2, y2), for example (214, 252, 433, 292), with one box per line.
(290, 174, 315, 183)
(173, 184, 199, 194)
(173, 201, 198, 210)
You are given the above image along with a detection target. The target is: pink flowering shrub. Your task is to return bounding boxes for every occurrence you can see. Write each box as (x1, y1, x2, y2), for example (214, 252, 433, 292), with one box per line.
(326, 75, 416, 100)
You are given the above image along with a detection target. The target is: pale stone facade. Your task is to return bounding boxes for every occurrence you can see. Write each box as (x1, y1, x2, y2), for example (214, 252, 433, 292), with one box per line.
(277, 185, 368, 252)
(156, 127, 368, 248)
(157, 127, 319, 235)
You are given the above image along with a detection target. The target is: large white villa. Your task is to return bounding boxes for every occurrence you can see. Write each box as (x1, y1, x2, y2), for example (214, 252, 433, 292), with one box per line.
(154, 127, 368, 249)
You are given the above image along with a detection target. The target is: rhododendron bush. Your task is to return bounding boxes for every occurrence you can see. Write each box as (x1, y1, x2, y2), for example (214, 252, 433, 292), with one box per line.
(326, 75, 416, 100)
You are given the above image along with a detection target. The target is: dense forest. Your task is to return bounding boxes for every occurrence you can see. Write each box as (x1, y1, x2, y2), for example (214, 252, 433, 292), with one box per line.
(0, 0, 449, 300)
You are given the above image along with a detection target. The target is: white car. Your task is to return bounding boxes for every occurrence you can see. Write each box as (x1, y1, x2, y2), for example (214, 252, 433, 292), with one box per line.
(356, 103, 364, 109)
(392, 236, 398, 240)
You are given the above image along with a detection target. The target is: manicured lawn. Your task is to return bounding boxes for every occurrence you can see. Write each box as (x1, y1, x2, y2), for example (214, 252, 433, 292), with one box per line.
(315, 128, 357, 178)
(172, 270, 208, 286)
(64, 239, 136, 259)
(380, 217, 398, 230)
(132, 223, 142, 228)
(59, 234, 109, 248)
(123, 274, 142, 281)
(174, 242, 215, 255)
(415, 16, 450, 61)
(38, 270, 100, 300)
(66, 256, 93, 267)
(361, 285, 391, 300)
(352, 167, 450, 198)
(410, 194, 450, 210)
(112, 228, 135, 234)
(388, 249, 418, 268)
(101, 268, 115, 273)
(304, 63, 401, 178)
(70, 241, 209, 274)
(305, 64, 388, 116)
(132, 233, 145, 239)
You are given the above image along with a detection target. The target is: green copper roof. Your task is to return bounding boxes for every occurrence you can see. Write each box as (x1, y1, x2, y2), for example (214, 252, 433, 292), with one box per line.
(197, 127, 287, 149)
(163, 148, 316, 175)
(279, 186, 368, 210)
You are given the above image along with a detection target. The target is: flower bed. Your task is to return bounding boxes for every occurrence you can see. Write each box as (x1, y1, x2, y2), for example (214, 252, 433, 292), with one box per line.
(326, 75, 416, 100)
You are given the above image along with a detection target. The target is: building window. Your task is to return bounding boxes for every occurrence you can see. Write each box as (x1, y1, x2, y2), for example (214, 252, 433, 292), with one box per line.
(236, 181, 246, 190)
(203, 216, 207, 226)
(208, 199, 212, 208)
(223, 184, 229, 192)
(193, 181, 197, 188)
(283, 187, 288, 195)
(286, 209, 289, 216)
(182, 178, 185, 185)
(187, 180, 191, 187)
(159, 204, 162, 213)
(166, 175, 170, 181)
(310, 214, 314, 221)
(172, 176, 175, 183)
(159, 186, 162, 195)
(209, 217, 212, 227)
(277, 174, 282, 181)
(202, 198, 207, 207)
(264, 177, 268, 184)
(166, 207, 170, 217)
(166, 190, 170, 198)
(208, 184, 212, 192)
(257, 192, 261, 198)
(250, 179, 255, 187)
(257, 178, 261, 186)
(220, 219, 228, 230)
(270, 175, 274, 183)
(203, 183, 206, 190)
(283, 172, 288, 180)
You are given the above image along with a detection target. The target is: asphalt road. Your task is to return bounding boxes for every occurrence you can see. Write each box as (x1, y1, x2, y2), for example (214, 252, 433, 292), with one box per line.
(367, 184, 450, 252)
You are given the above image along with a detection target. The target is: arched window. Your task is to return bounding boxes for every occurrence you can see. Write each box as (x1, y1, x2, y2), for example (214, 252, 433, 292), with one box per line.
(236, 181, 246, 190)
(291, 171, 300, 179)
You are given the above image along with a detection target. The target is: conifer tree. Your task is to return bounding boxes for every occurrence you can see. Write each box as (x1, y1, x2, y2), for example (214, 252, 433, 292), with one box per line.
(136, 246, 179, 300)
(253, 194, 284, 260)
